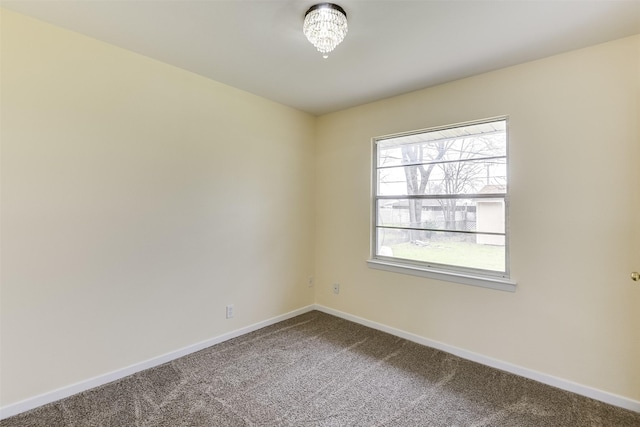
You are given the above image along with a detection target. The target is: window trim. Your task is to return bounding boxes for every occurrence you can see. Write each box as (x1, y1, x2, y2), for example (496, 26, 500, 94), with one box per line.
(366, 259, 516, 292)
(368, 116, 516, 292)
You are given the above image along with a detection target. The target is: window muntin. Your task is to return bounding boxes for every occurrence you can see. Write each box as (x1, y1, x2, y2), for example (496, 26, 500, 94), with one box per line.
(373, 118, 509, 278)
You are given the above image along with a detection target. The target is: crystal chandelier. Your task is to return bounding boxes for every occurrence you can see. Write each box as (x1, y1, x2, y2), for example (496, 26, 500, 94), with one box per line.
(303, 3, 348, 58)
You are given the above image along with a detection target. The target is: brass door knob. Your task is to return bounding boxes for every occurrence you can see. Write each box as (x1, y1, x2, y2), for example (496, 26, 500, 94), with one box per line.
(632, 272, 640, 281)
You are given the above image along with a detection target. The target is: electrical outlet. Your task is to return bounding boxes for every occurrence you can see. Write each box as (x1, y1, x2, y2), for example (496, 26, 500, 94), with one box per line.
(308, 277, 314, 287)
(226, 304, 234, 319)
(333, 283, 340, 294)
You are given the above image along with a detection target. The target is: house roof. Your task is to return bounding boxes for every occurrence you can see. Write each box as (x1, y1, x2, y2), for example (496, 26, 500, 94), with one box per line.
(478, 185, 507, 194)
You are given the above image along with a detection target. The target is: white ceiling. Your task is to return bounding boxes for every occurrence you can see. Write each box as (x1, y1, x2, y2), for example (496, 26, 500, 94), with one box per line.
(2, 0, 639, 116)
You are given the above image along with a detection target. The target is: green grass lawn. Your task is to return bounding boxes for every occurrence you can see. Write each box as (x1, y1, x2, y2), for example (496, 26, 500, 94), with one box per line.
(389, 240, 505, 272)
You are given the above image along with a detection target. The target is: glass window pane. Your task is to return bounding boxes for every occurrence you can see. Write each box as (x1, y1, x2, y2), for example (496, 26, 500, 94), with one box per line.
(377, 158, 506, 196)
(377, 119, 506, 168)
(377, 198, 504, 234)
(373, 118, 509, 279)
(376, 228, 505, 272)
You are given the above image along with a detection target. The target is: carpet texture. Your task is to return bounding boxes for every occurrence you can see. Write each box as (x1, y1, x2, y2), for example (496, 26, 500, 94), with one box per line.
(2, 311, 639, 426)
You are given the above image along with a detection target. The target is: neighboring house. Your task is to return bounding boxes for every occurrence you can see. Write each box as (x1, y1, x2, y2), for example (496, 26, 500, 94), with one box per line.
(476, 185, 506, 246)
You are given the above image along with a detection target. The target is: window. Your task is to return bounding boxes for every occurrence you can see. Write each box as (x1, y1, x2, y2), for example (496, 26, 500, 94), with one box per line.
(368, 117, 515, 291)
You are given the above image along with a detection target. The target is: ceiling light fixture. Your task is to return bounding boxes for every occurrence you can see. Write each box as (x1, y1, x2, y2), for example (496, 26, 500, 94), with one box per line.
(303, 3, 348, 59)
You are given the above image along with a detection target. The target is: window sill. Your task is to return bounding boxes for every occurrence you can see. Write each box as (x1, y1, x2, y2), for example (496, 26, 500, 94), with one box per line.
(366, 259, 517, 292)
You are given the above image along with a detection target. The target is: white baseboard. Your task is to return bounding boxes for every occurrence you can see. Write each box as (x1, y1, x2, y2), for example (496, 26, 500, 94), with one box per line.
(313, 304, 640, 414)
(0, 305, 316, 420)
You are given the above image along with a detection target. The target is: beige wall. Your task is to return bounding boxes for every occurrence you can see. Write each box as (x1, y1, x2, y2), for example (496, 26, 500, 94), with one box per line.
(315, 35, 640, 401)
(1, 10, 315, 406)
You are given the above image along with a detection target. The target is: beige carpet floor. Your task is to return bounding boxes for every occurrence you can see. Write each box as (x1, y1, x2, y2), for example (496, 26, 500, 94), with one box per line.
(2, 310, 639, 426)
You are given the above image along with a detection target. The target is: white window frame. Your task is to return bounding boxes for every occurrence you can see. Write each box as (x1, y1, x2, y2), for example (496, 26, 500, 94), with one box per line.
(367, 117, 516, 292)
